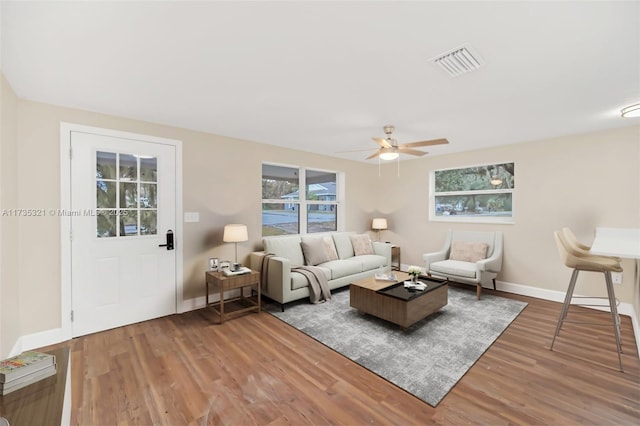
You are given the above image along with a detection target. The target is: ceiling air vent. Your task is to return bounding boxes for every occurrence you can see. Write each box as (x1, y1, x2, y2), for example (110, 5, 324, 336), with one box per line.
(432, 45, 483, 77)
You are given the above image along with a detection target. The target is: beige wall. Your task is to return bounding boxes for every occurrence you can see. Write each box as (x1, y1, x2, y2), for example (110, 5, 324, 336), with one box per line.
(377, 125, 640, 306)
(1, 74, 21, 357)
(1, 71, 638, 355)
(7, 95, 377, 354)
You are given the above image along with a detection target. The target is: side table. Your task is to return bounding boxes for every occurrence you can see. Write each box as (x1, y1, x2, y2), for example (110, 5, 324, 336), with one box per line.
(391, 245, 401, 271)
(205, 270, 261, 323)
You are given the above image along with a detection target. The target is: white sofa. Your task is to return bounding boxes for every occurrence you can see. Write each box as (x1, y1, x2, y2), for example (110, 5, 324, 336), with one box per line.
(423, 230, 503, 299)
(250, 232, 391, 310)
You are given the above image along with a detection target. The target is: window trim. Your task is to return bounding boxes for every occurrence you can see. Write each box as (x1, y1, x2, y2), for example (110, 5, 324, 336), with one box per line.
(429, 162, 515, 224)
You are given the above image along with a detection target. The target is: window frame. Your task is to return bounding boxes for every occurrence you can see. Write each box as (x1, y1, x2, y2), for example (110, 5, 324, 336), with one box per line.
(429, 162, 515, 224)
(262, 162, 344, 236)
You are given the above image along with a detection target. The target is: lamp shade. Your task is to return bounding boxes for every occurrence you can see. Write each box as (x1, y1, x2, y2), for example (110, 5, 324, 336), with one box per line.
(223, 224, 248, 243)
(372, 218, 388, 230)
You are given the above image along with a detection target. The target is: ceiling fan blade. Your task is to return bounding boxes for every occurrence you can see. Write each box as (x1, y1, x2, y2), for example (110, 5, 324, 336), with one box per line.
(373, 137, 392, 148)
(335, 148, 377, 153)
(399, 138, 449, 148)
(398, 148, 428, 156)
(366, 150, 382, 160)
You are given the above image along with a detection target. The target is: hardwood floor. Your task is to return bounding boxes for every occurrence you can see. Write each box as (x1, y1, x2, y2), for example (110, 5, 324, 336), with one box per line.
(41, 287, 639, 425)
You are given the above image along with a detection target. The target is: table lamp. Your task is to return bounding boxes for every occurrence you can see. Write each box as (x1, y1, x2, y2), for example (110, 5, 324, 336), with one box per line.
(372, 218, 388, 242)
(223, 224, 248, 263)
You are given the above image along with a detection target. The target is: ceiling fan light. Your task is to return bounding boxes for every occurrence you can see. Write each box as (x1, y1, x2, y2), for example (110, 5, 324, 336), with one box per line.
(621, 103, 640, 118)
(380, 151, 399, 160)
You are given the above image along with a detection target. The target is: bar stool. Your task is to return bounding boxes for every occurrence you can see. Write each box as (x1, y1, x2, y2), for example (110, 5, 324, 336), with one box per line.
(561, 227, 621, 261)
(550, 230, 624, 371)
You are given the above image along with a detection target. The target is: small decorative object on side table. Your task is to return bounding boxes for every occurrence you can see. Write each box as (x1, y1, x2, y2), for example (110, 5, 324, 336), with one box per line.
(205, 269, 260, 323)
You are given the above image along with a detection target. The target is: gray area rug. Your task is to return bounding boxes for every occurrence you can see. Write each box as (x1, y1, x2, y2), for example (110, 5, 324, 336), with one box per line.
(268, 285, 527, 406)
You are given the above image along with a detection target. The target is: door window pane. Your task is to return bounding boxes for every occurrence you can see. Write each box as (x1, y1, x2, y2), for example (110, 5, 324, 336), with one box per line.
(119, 154, 137, 181)
(139, 183, 157, 208)
(96, 181, 116, 208)
(120, 210, 138, 236)
(96, 151, 117, 179)
(120, 182, 138, 208)
(97, 210, 117, 238)
(140, 157, 157, 182)
(140, 210, 157, 235)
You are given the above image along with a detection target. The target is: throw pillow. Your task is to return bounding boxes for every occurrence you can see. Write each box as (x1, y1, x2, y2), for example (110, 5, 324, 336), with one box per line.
(351, 234, 374, 256)
(449, 241, 489, 263)
(323, 236, 339, 261)
(301, 238, 332, 266)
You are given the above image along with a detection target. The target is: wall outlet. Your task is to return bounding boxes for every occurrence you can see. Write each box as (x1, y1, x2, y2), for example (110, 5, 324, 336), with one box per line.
(611, 272, 622, 285)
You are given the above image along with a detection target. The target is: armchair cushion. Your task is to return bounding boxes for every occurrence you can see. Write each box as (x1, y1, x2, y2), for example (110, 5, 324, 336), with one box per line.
(430, 260, 478, 279)
(449, 241, 488, 263)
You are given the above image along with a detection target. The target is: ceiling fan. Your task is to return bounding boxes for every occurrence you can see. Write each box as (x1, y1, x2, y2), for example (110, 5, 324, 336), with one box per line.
(365, 125, 449, 160)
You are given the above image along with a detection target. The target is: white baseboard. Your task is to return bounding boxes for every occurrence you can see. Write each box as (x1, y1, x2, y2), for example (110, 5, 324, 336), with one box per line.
(10, 327, 64, 357)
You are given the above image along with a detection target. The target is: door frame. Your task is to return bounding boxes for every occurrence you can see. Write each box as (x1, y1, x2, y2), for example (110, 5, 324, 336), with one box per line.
(59, 122, 184, 341)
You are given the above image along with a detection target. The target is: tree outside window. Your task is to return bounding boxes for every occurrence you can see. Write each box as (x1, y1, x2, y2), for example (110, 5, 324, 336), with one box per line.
(431, 162, 515, 223)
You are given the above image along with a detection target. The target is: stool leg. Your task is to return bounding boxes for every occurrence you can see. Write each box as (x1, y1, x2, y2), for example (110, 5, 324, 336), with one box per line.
(551, 269, 579, 350)
(604, 271, 624, 372)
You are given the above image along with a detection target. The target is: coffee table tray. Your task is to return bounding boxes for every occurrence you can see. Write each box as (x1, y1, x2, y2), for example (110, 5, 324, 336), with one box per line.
(377, 276, 447, 301)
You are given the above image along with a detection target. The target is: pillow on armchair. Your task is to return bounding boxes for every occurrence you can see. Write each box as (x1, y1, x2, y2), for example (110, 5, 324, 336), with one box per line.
(449, 241, 488, 262)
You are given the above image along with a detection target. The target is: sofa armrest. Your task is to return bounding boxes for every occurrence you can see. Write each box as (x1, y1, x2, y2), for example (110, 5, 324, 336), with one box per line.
(249, 251, 291, 304)
(372, 241, 392, 269)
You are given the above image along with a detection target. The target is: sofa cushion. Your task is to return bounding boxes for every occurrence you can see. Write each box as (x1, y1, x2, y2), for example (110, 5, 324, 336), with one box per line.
(301, 237, 332, 266)
(350, 234, 374, 256)
(430, 259, 478, 279)
(332, 233, 355, 259)
(264, 235, 304, 266)
(321, 259, 362, 279)
(449, 241, 488, 263)
(352, 254, 386, 271)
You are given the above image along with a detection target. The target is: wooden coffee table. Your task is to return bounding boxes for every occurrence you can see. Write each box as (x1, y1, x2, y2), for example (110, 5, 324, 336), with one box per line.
(350, 271, 448, 328)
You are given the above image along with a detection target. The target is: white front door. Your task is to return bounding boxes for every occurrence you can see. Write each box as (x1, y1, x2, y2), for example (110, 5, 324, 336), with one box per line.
(70, 130, 177, 337)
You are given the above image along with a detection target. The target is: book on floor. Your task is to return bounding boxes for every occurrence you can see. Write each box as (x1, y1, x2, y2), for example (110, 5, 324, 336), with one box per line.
(0, 351, 56, 383)
(0, 364, 57, 395)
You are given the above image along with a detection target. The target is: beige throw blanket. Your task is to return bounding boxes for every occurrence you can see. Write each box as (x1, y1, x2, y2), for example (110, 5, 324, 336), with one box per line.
(292, 266, 331, 304)
(260, 254, 331, 304)
(260, 253, 276, 293)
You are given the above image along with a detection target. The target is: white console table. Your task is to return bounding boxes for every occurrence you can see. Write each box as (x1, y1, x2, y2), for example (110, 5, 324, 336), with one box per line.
(591, 227, 640, 287)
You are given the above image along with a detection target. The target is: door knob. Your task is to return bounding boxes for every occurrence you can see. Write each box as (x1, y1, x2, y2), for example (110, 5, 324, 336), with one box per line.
(159, 230, 174, 250)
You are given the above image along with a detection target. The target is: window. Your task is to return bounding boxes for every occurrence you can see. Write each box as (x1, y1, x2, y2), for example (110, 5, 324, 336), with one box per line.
(262, 164, 341, 236)
(430, 162, 514, 224)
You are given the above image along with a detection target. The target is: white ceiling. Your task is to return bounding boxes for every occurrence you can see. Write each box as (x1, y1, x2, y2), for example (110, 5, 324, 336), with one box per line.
(2, 1, 639, 162)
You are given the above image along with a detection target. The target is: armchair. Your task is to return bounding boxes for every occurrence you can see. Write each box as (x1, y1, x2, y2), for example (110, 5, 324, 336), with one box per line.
(423, 230, 503, 299)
